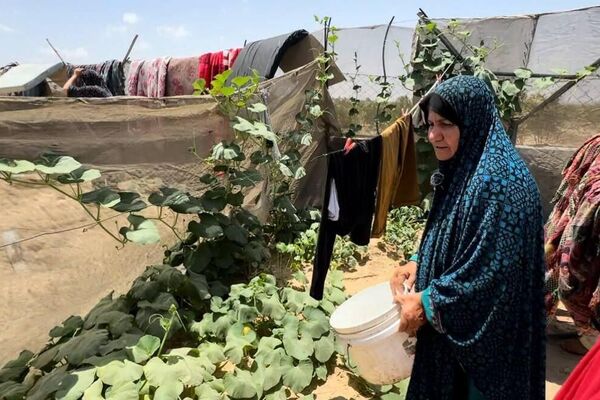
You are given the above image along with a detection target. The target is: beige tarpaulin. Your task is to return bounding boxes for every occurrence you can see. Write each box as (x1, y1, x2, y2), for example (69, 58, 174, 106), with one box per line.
(0, 60, 338, 205)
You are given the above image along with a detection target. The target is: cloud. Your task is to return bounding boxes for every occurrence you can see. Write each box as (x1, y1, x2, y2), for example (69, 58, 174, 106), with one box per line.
(157, 25, 189, 39)
(123, 12, 139, 25)
(106, 24, 128, 35)
(40, 46, 89, 62)
(0, 24, 14, 33)
(137, 40, 152, 50)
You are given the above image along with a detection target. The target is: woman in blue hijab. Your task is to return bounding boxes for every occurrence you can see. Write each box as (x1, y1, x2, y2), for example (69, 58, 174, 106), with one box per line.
(390, 75, 546, 399)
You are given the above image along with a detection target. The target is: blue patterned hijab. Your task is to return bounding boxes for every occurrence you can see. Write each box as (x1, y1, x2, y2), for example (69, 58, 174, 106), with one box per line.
(409, 76, 546, 400)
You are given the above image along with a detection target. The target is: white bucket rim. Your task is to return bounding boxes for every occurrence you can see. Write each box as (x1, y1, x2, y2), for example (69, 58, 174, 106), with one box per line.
(330, 281, 401, 335)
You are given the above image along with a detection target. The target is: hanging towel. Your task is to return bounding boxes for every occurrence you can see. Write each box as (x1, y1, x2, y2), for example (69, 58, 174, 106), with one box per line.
(198, 48, 242, 89)
(126, 59, 144, 96)
(166, 56, 200, 96)
(310, 136, 382, 300)
(371, 114, 420, 237)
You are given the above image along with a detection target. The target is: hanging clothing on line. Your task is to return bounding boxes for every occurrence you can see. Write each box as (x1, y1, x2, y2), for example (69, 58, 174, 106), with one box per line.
(125, 57, 170, 97)
(545, 134, 600, 337)
(67, 60, 125, 95)
(198, 48, 241, 89)
(371, 114, 420, 237)
(67, 69, 112, 98)
(310, 136, 382, 300)
(166, 56, 200, 96)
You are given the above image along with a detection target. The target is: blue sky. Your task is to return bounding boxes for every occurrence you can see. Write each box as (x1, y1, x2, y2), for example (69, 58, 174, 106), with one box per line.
(1, 0, 599, 66)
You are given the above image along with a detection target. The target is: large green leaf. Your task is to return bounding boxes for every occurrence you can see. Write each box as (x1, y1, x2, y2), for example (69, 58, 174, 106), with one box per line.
(201, 187, 228, 212)
(35, 156, 81, 175)
(257, 293, 286, 321)
(119, 215, 160, 245)
(31, 346, 61, 369)
(82, 379, 103, 400)
(111, 192, 147, 213)
(104, 381, 138, 400)
(224, 224, 248, 245)
(0, 350, 34, 383)
(164, 352, 214, 385)
(300, 308, 330, 338)
(0, 381, 29, 400)
(55, 367, 97, 400)
(198, 342, 226, 364)
(57, 167, 101, 184)
(281, 288, 319, 313)
(189, 214, 224, 239)
(56, 330, 110, 366)
(194, 382, 223, 400)
(27, 365, 68, 400)
(148, 187, 203, 214)
(153, 381, 183, 400)
(127, 335, 160, 363)
(263, 387, 288, 400)
(187, 270, 211, 300)
(224, 323, 257, 365)
(313, 335, 335, 363)
(49, 316, 84, 338)
(143, 358, 185, 388)
(223, 370, 258, 399)
(184, 243, 213, 273)
(96, 360, 143, 386)
(248, 102, 267, 113)
(255, 338, 283, 366)
(128, 280, 161, 301)
(137, 292, 178, 312)
(99, 333, 142, 356)
(0, 159, 35, 174)
(81, 187, 121, 208)
(236, 305, 259, 323)
(281, 359, 313, 393)
(315, 364, 327, 381)
(282, 332, 314, 361)
(93, 311, 134, 338)
(81, 350, 128, 368)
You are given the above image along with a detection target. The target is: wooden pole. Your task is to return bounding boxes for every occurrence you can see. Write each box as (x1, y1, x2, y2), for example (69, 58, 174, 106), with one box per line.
(45, 38, 66, 66)
(122, 34, 139, 64)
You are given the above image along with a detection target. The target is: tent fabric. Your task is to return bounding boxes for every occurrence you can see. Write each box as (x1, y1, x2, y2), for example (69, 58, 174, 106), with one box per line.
(0, 63, 63, 95)
(314, 25, 414, 100)
(0, 60, 339, 209)
(229, 30, 310, 81)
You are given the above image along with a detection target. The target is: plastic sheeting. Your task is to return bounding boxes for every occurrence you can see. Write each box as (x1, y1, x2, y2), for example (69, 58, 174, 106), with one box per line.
(319, 6, 600, 103)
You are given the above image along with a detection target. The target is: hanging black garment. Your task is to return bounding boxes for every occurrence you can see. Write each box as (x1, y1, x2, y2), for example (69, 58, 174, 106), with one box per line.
(310, 136, 382, 299)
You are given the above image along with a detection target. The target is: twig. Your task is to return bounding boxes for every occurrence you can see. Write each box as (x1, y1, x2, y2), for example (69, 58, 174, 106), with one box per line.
(0, 214, 121, 249)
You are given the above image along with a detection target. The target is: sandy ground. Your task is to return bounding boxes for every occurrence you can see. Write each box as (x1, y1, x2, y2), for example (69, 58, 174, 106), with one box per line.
(0, 182, 583, 399)
(0, 182, 182, 364)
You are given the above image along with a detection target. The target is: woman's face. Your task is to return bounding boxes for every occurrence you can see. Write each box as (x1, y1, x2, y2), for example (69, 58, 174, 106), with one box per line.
(427, 110, 460, 161)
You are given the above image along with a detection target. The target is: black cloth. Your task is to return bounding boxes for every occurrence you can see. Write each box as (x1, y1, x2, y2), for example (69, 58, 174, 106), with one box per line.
(67, 60, 125, 95)
(229, 30, 308, 81)
(67, 69, 112, 98)
(310, 136, 382, 299)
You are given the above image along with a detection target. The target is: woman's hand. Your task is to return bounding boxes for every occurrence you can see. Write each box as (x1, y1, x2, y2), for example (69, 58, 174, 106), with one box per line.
(390, 260, 417, 297)
(396, 292, 426, 336)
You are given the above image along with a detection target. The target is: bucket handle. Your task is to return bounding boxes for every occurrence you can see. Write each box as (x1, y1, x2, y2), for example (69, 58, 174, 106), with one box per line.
(345, 343, 358, 370)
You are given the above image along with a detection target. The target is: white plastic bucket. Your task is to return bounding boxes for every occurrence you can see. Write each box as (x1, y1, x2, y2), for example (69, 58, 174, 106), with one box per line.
(330, 281, 416, 385)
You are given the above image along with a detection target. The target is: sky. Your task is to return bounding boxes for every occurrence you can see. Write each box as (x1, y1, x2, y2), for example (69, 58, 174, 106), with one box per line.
(1, 0, 599, 66)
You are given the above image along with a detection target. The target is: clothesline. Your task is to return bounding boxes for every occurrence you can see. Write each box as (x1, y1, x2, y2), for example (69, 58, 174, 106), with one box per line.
(307, 62, 453, 165)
